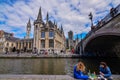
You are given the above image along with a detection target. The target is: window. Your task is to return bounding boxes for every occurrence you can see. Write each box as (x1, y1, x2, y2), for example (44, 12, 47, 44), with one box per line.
(26, 42, 28, 48)
(16, 42, 18, 48)
(49, 39, 54, 48)
(36, 25, 38, 29)
(29, 42, 31, 48)
(19, 43, 21, 48)
(23, 43, 24, 48)
(11, 43, 13, 47)
(41, 40, 45, 48)
(49, 31, 54, 37)
(6, 43, 9, 46)
(41, 32, 45, 38)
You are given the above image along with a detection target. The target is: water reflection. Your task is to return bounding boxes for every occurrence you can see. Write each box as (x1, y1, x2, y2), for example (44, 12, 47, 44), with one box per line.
(0, 58, 119, 75)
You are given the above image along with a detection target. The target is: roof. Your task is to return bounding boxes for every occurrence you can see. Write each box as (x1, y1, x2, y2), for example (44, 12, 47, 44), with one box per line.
(48, 21, 54, 28)
(17, 38, 33, 42)
(6, 37, 19, 42)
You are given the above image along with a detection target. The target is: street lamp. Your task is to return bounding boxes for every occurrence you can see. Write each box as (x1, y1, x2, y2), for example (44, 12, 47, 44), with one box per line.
(88, 12, 93, 26)
(89, 12, 93, 27)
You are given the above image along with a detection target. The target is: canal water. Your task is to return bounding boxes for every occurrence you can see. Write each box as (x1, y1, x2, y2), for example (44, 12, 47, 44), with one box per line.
(0, 58, 120, 75)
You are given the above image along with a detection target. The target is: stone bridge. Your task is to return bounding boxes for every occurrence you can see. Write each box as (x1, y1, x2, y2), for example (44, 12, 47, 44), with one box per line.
(76, 4, 120, 57)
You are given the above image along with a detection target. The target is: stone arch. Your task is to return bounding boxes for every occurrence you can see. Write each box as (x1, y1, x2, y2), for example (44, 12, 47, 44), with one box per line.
(84, 33, 120, 57)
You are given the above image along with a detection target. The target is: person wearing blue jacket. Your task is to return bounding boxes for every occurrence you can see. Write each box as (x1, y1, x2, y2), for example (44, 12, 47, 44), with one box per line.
(99, 62, 112, 80)
(74, 61, 89, 80)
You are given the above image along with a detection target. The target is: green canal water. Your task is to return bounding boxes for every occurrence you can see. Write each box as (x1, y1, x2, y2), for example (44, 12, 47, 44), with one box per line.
(0, 58, 120, 75)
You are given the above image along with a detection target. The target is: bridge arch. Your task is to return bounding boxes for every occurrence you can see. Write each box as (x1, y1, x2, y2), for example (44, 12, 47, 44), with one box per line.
(84, 33, 120, 57)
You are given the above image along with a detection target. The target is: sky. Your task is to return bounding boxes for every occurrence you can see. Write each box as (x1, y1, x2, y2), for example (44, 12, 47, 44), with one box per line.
(0, 0, 119, 39)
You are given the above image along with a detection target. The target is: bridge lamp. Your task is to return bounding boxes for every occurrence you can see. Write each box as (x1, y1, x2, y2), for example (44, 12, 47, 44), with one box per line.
(89, 12, 93, 27)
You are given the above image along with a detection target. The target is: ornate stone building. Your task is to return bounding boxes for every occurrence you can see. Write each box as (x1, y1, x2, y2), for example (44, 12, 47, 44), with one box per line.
(0, 30, 19, 52)
(0, 7, 65, 53)
(16, 19, 33, 52)
(33, 7, 65, 53)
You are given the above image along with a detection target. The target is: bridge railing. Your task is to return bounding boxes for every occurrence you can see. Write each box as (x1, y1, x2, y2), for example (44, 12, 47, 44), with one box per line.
(101, 4, 120, 24)
(84, 4, 120, 40)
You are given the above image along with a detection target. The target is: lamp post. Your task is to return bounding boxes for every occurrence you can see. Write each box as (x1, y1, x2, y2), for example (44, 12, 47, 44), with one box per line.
(89, 12, 93, 27)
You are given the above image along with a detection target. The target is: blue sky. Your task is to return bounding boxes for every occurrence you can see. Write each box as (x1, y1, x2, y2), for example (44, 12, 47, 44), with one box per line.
(0, 0, 119, 39)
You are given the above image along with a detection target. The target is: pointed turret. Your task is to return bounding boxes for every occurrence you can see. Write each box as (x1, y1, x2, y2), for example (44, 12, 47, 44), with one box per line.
(61, 24, 63, 32)
(54, 20, 56, 25)
(37, 7, 42, 21)
(46, 12, 49, 22)
(27, 18, 31, 28)
(34, 7, 44, 25)
(60, 24, 63, 33)
(56, 22, 57, 26)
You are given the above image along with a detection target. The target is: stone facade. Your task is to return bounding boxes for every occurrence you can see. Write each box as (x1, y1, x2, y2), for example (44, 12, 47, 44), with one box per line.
(33, 8, 65, 53)
(0, 7, 65, 53)
(16, 39, 33, 52)
(0, 30, 18, 52)
(0, 19, 33, 53)
(68, 31, 74, 49)
(16, 19, 33, 52)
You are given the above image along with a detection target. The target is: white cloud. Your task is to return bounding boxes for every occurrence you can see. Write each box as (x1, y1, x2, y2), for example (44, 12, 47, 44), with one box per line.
(0, 0, 119, 38)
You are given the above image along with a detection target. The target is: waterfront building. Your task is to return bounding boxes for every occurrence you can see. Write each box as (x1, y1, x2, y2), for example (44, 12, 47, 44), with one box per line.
(16, 38, 33, 52)
(0, 30, 18, 52)
(33, 8, 65, 53)
(0, 7, 65, 53)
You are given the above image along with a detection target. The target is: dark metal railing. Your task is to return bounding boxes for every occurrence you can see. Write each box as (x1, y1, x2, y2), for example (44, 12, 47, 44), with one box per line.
(101, 4, 120, 24)
(84, 4, 120, 40)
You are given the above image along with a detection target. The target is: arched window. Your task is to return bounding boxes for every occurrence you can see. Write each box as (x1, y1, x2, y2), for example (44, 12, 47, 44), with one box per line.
(36, 25, 38, 29)
(11, 43, 14, 47)
(6, 42, 9, 46)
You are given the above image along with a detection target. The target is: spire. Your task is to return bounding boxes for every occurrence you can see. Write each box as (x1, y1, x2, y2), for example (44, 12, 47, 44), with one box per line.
(61, 24, 63, 32)
(56, 22, 57, 26)
(46, 12, 49, 22)
(37, 7, 42, 21)
(54, 20, 56, 25)
(27, 18, 31, 28)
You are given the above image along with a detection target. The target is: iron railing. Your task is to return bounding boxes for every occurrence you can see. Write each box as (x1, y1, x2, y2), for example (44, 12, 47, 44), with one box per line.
(84, 4, 120, 40)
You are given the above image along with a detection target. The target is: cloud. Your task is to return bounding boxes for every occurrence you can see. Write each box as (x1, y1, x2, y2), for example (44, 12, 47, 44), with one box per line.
(0, 0, 119, 38)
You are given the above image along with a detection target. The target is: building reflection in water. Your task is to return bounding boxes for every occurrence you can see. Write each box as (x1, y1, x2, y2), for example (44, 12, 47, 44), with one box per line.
(0, 58, 120, 74)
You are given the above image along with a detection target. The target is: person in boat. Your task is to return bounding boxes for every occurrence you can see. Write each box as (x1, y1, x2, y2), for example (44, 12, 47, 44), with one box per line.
(99, 62, 112, 80)
(74, 61, 89, 80)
